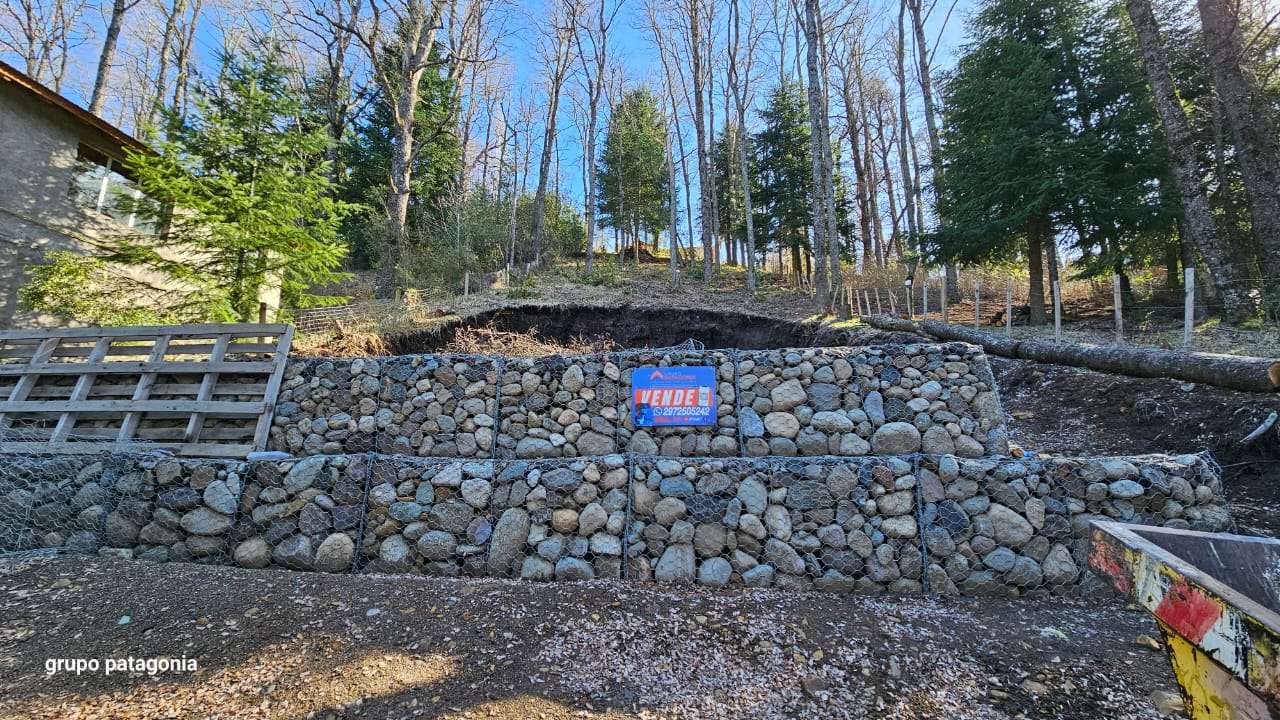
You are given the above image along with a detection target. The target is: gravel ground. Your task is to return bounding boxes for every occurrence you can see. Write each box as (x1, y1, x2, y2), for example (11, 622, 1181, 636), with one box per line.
(0, 554, 1184, 720)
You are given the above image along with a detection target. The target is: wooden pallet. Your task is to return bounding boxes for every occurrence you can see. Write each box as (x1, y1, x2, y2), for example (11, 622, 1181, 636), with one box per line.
(0, 324, 293, 458)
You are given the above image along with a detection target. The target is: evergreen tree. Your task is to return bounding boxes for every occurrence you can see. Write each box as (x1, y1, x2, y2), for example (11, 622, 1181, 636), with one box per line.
(596, 87, 671, 253)
(23, 44, 351, 323)
(753, 82, 813, 274)
(929, 0, 1172, 323)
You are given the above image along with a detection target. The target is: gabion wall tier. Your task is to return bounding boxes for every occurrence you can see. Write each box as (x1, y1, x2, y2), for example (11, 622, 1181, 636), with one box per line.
(269, 343, 1007, 460)
(272, 355, 499, 458)
(0, 451, 1231, 598)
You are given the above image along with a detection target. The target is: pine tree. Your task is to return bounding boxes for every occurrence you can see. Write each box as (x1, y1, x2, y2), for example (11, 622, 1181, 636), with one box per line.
(22, 44, 352, 324)
(596, 87, 671, 256)
(753, 82, 814, 279)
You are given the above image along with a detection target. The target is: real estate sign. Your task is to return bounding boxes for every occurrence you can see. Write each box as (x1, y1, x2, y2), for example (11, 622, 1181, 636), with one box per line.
(630, 366, 717, 427)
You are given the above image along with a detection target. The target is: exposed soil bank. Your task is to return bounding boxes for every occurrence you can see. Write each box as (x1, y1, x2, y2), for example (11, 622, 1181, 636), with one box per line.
(387, 305, 855, 354)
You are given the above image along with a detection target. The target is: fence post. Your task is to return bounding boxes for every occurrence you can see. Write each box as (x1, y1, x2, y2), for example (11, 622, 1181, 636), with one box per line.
(906, 281, 914, 319)
(1183, 267, 1195, 348)
(922, 276, 929, 318)
(1004, 279, 1013, 334)
(941, 273, 949, 323)
(464, 271, 470, 296)
(888, 288, 897, 316)
(1053, 280, 1062, 342)
(875, 289, 883, 315)
(1112, 274, 1124, 343)
(973, 279, 981, 329)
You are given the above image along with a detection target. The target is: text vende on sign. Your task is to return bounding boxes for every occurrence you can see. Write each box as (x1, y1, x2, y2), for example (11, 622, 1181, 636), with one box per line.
(630, 366, 717, 427)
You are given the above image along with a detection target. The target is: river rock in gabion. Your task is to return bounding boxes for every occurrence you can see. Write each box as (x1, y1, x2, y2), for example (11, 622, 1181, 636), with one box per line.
(0, 455, 119, 554)
(359, 459, 493, 576)
(617, 350, 739, 457)
(916, 453, 1229, 598)
(231, 455, 365, 572)
(269, 356, 498, 458)
(626, 457, 922, 594)
(496, 356, 621, 459)
(736, 344, 1007, 457)
(501, 457, 628, 581)
(97, 458, 244, 564)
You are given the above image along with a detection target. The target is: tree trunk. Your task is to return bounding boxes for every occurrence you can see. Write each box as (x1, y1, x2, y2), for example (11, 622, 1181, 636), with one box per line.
(801, 0, 830, 310)
(864, 316, 1280, 393)
(1126, 0, 1256, 322)
(1197, 0, 1280, 310)
(89, 0, 131, 116)
(530, 25, 572, 265)
(1027, 215, 1047, 325)
(146, 0, 183, 131)
(895, 0, 919, 277)
(689, 0, 714, 283)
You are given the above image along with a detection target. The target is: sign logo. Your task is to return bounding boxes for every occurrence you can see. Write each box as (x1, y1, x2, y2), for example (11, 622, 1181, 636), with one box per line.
(631, 365, 716, 427)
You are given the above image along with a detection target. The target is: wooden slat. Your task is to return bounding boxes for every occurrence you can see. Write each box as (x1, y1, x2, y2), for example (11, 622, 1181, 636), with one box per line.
(116, 334, 169, 443)
(183, 334, 229, 443)
(0, 337, 60, 431)
(0, 361, 278, 376)
(7, 425, 254, 441)
(0, 323, 290, 340)
(15, 381, 268, 399)
(0, 341, 280, 360)
(49, 337, 111, 442)
(0, 400, 265, 414)
(252, 325, 294, 451)
(0, 441, 255, 458)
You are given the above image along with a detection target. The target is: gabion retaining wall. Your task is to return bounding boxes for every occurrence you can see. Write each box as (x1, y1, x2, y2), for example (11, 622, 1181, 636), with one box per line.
(0, 451, 1229, 597)
(270, 343, 1009, 460)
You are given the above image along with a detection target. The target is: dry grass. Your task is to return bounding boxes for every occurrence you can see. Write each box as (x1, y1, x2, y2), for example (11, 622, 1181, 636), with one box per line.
(441, 321, 619, 356)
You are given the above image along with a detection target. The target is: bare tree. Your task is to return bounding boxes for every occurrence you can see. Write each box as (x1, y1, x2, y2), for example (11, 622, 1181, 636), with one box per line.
(570, 0, 619, 275)
(338, 0, 448, 297)
(799, 0, 836, 310)
(727, 0, 760, 291)
(1124, 0, 1256, 320)
(1196, 0, 1280, 306)
(527, 0, 575, 263)
(893, 0, 918, 278)
(89, 0, 144, 115)
(1, 0, 90, 92)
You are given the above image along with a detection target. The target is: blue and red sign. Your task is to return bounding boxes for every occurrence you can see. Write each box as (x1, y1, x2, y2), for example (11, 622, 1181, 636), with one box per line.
(631, 366, 717, 427)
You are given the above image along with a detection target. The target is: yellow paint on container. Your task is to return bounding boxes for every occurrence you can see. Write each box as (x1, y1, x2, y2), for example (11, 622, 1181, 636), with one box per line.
(1164, 628, 1273, 720)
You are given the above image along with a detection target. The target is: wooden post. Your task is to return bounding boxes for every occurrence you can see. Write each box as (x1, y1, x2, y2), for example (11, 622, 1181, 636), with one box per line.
(941, 273, 949, 323)
(906, 283, 914, 319)
(865, 290, 873, 317)
(464, 271, 470, 296)
(922, 276, 929, 318)
(1112, 273, 1124, 343)
(888, 288, 897, 316)
(875, 289, 882, 315)
(1183, 267, 1195, 348)
(1053, 280, 1062, 341)
(973, 280, 981, 328)
(1005, 278, 1013, 335)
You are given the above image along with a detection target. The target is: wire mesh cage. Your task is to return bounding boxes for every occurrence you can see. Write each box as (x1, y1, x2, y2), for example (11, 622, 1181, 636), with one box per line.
(625, 456, 924, 594)
(229, 454, 368, 572)
(358, 457, 494, 577)
(495, 354, 622, 459)
(496, 456, 629, 582)
(270, 355, 499, 458)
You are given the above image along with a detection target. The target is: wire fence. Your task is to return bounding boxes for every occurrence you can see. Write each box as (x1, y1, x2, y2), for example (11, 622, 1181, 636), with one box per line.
(848, 269, 1280, 357)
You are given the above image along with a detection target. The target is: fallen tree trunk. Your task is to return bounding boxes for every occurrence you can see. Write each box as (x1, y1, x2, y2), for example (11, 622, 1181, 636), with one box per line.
(862, 315, 1280, 394)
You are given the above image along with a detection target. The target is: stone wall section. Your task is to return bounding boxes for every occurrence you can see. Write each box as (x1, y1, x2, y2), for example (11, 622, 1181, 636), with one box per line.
(1, 451, 1230, 597)
(496, 356, 623, 459)
(737, 345, 1007, 458)
(272, 356, 498, 458)
(271, 343, 1006, 461)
